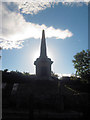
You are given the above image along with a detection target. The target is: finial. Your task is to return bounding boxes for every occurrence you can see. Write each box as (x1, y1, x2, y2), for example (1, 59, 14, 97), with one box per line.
(42, 30, 45, 40)
(40, 29, 47, 58)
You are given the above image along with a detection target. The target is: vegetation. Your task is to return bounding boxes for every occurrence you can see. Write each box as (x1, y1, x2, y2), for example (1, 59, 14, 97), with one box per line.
(72, 49, 90, 83)
(2, 69, 89, 119)
(2, 50, 90, 119)
(51, 71, 59, 78)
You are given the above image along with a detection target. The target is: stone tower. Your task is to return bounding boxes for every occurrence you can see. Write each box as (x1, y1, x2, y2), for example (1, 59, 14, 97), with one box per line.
(34, 30, 53, 79)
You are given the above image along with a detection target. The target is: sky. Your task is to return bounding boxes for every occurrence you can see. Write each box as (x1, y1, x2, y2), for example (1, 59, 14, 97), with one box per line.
(0, 1, 88, 77)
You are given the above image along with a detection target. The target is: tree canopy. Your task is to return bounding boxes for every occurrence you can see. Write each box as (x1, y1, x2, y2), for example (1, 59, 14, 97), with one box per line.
(72, 49, 90, 83)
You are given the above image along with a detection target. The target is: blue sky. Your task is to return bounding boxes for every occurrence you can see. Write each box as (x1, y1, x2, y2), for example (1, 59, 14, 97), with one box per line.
(1, 2, 88, 76)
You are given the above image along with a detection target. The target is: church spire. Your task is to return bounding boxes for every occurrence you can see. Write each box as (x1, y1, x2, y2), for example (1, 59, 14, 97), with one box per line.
(34, 30, 53, 78)
(40, 30, 47, 58)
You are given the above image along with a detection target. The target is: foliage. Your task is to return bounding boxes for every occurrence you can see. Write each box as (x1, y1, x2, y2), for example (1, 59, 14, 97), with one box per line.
(4, 69, 8, 72)
(51, 71, 59, 78)
(23, 72, 30, 76)
(70, 74, 81, 81)
(72, 49, 90, 83)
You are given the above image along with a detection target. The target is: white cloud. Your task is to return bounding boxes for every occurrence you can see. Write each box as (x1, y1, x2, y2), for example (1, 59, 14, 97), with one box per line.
(2, 0, 89, 2)
(0, 3, 73, 49)
(61, 73, 72, 77)
(55, 73, 72, 78)
(2, 0, 89, 15)
(16, 0, 89, 15)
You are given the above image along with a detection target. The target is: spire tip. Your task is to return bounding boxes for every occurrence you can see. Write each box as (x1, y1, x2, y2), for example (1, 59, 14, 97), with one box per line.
(42, 29, 45, 33)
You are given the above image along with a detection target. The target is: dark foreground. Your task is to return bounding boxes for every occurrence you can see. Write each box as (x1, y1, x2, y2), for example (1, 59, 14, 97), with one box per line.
(2, 71, 89, 120)
(2, 109, 84, 120)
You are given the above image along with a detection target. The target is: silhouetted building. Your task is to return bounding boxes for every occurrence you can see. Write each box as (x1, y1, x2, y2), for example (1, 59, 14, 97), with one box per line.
(2, 30, 85, 119)
(34, 30, 53, 79)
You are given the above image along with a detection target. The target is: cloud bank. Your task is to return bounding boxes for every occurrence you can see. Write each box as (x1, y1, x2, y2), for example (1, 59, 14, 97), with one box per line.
(0, 3, 73, 49)
(1, 0, 89, 49)
(2, 0, 89, 3)
(17, 0, 89, 15)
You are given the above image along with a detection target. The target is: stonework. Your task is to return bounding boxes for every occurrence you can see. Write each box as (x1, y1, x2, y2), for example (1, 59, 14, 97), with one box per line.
(34, 30, 53, 79)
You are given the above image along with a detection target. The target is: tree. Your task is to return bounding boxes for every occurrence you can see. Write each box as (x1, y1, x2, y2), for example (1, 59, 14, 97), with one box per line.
(72, 49, 90, 83)
(23, 72, 30, 76)
(51, 71, 59, 78)
(4, 69, 8, 72)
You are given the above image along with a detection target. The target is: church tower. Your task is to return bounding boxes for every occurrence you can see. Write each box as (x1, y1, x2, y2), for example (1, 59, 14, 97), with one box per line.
(34, 30, 53, 79)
